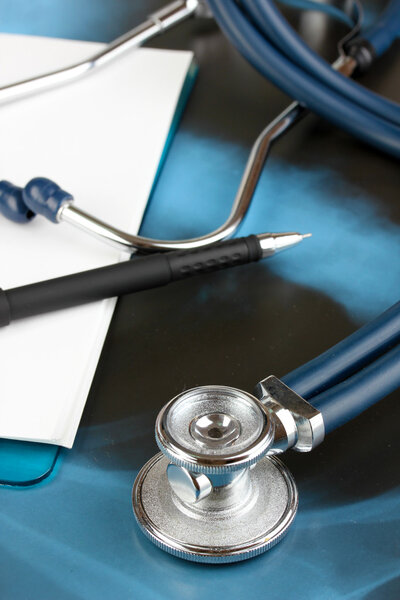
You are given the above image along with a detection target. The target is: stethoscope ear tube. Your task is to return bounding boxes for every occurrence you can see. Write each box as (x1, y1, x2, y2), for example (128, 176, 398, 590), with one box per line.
(22, 178, 73, 224)
(362, 0, 400, 56)
(207, 0, 400, 157)
(0, 102, 306, 254)
(0, 181, 35, 223)
(0, 177, 73, 224)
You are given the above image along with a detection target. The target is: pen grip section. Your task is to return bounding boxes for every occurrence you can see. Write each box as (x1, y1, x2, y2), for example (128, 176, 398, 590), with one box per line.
(0, 235, 262, 326)
(168, 235, 261, 280)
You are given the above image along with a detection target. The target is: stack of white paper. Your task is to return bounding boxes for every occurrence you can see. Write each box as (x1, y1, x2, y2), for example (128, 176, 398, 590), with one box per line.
(0, 34, 194, 447)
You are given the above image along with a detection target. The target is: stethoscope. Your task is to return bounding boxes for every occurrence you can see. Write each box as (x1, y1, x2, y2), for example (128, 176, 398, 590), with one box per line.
(1, 0, 399, 255)
(1, 0, 399, 563)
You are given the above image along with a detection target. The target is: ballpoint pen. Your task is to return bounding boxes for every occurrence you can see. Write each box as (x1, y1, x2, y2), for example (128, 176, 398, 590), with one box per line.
(0, 231, 310, 327)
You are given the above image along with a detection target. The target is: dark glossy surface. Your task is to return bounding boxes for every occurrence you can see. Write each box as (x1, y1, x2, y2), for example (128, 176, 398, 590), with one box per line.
(0, 1, 399, 598)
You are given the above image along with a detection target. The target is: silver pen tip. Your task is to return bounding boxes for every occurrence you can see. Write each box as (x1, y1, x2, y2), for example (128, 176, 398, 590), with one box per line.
(256, 231, 312, 258)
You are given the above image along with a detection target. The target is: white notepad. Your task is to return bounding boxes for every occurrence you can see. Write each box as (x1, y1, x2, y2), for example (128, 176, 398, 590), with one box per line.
(0, 34, 194, 447)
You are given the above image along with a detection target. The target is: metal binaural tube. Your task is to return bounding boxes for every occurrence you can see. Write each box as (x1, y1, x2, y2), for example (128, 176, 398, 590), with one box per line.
(0, 11, 356, 254)
(0, 0, 199, 105)
(58, 55, 355, 253)
(59, 101, 305, 253)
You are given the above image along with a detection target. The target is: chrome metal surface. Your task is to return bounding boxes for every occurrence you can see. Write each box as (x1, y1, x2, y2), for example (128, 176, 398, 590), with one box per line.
(132, 382, 305, 562)
(0, 0, 199, 105)
(266, 400, 298, 455)
(155, 385, 274, 474)
(257, 232, 312, 258)
(133, 453, 298, 563)
(256, 376, 325, 453)
(2, 11, 357, 254)
(60, 202, 309, 254)
(59, 53, 353, 254)
(58, 101, 305, 253)
(190, 412, 241, 447)
(332, 54, 358, 77)
(166, 464, 212, 503)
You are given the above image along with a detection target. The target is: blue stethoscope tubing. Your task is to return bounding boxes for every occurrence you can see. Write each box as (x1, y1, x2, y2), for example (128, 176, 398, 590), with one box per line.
(283, 301, 400, 433)
(283, 301, 400, 398)
(206, 0, 400, 430)
(309, 344, 400, 433)
(365, 0, 400, 55)
(1, 1, 399, 435)
(207, 0, 400, 157)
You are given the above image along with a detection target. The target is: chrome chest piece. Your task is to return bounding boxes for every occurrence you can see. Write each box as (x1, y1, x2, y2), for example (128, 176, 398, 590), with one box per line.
(132, 378, 324, 563)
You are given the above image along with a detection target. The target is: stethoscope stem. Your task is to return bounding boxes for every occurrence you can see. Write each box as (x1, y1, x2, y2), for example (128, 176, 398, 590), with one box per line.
(57, 101, 306, 253)
(39, 54, 355, 254)
(0, 101, 308, 253)
(56, 55, 354, 254)
(0, 9, 356, 255)
(0, 0, 199, 105)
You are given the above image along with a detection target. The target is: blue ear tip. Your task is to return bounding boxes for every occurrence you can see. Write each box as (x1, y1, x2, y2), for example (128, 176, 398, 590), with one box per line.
(24, 177, 61, 202)
(0, 180, 35, 224)
(23, 177, 73, 224)
(25, 176, 59, 191)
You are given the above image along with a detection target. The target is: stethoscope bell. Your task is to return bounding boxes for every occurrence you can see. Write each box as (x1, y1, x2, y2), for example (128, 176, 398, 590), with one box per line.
(132, 385, 298, 563)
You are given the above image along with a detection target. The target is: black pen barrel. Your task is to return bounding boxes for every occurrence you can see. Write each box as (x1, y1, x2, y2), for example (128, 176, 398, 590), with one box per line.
(0, 236, 261, 326)
(3, 254, 171, 323)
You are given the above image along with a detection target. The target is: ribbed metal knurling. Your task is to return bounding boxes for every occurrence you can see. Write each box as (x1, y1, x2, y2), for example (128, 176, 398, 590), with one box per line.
(155, 432, 272, 474)
(132, 454, 298, 564)
(135, 513, 294, 563)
